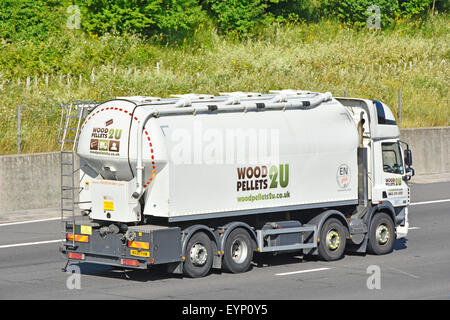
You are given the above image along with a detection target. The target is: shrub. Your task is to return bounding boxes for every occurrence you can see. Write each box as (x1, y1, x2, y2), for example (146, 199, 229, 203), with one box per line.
(204, 0, 323, 35)
(0, 0, 65, 42)
(79, 0, 207, 40)
(266, 0, 322, 23)
(322, 0, 435, 28)
(204, 0, 269, 35)
(399, 0, 433, 17)
(322, 0, 400, 28)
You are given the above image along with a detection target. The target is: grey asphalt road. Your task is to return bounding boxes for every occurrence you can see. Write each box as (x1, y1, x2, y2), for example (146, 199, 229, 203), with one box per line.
(0, 182, 449, 300)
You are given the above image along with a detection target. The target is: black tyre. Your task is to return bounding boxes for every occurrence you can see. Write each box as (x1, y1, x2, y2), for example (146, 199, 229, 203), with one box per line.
(183, 232, 213, 278)
(367, 212, 395, 255)
(222, 228, 254, 274)
(317, 217, 346, 261)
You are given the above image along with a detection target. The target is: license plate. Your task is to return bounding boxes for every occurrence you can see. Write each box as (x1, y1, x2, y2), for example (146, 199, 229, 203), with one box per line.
(130, 249, 150, 258)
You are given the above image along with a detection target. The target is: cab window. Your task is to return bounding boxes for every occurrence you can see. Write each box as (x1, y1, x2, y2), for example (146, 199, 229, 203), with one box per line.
(382, 142, 404, 175)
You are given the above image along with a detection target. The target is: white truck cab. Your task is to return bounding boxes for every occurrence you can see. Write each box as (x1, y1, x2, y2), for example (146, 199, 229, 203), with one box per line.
(337, 98, 414, 240)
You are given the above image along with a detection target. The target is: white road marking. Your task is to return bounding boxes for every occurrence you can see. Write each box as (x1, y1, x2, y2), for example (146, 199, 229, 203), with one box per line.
(408, 227, 421, 230)
(0, 217, 60, 227)
(275, 267, 330, 276)
(388, 267, 420, 279)
(0, 239, 61, 249)
(410, 199, 450, 206)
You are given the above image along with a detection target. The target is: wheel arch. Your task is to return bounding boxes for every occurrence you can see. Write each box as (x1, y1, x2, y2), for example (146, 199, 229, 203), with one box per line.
(219, 222, 257, 253)
(308, 209, 351, 239)
(181, 224, 220, 259)
(366, 201, 397, 228)
(302, 209, 351, 256)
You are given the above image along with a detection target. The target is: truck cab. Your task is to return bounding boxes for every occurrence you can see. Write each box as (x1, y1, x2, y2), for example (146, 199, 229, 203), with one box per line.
(336, 97, 414, 239)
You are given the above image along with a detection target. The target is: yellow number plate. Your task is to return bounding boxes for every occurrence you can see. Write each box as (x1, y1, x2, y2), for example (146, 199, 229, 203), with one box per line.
(130, 250, 150, 258)
(81, 225, 92, 235)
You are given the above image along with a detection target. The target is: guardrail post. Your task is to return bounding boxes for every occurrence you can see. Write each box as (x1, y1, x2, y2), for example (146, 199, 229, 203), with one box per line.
(17, 105, 21, 154)
(398, 88, 402, 125)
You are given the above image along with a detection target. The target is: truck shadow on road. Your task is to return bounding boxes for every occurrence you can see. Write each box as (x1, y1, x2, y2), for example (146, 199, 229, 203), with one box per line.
(343, 238, 408, 258)
(69, 238, 408, 281)
(253, 252, 307, 268)
(393, 238, 408, 251)
(254, 238, 408, 266)
(71, 262, 180, 282)
(70, 255, 307, 282)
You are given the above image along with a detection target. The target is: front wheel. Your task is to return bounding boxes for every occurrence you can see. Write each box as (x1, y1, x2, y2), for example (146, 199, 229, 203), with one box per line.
(367, 212, 395, 255)
(317, 217, 346, 261)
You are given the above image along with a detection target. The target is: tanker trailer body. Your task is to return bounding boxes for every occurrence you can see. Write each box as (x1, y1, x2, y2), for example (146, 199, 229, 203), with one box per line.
(61, 90, 413, 278)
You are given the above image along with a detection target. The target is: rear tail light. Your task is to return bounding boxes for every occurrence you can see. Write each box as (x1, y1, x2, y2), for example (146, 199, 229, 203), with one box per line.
(68, 252, 85, 260)
(121, 259, 140, 267)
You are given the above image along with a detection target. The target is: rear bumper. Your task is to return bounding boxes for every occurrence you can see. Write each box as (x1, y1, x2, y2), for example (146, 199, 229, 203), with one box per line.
(60, 245, 149, 269)
(61, 222, 183, 269)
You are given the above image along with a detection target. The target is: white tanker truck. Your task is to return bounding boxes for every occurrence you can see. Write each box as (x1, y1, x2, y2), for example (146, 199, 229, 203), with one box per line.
(60, 90, 414, 278)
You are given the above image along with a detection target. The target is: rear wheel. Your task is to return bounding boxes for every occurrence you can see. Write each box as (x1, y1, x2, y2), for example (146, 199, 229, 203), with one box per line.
(367, 212, 395, 255)
(183, 232, 213, 278)
(317, 217, 346, 261)
(222, 228, 253, 274)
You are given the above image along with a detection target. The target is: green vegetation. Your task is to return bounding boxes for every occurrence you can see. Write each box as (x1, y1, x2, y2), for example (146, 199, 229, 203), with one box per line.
(0, 1, 448, 154)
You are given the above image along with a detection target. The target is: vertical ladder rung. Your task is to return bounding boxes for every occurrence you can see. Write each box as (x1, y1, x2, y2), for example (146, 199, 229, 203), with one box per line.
(60, 103, 98, 247)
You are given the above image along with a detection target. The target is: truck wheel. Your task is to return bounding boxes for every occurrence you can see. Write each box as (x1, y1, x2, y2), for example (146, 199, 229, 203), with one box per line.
(222, 228, 253, 274)
(317, 218, 346, 261)
(367, 212, 395, 255)
(183, 232, 213, 278)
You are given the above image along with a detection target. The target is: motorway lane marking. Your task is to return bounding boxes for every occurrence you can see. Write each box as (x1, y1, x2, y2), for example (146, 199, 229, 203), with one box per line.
(0, 239, 61, 249)
(275, 267, 330, 276)
(410, 199, 450, 206)
(0, 217, 60, 227)
(388, 267, 420, 279)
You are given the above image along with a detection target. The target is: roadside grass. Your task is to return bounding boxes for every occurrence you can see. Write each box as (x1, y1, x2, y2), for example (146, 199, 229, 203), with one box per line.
(0, 15, 448, 154)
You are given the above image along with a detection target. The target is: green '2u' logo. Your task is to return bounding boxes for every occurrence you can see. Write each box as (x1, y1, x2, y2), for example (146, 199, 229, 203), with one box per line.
(108, 129, 122, 140)
(269, 164, 289, 188)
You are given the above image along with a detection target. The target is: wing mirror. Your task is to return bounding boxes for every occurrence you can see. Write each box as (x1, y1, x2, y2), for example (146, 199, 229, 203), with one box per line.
(404, 149, 413, 167)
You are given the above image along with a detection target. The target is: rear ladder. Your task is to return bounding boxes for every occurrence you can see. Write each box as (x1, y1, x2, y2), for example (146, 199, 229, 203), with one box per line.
(59, 101, 98, 248)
